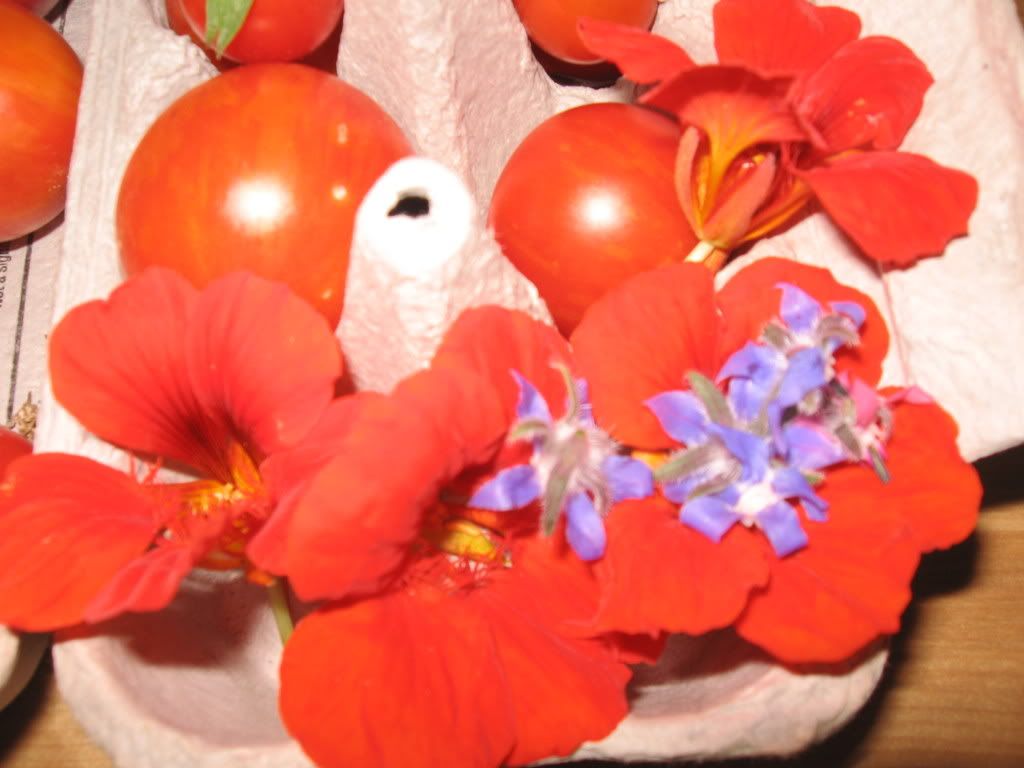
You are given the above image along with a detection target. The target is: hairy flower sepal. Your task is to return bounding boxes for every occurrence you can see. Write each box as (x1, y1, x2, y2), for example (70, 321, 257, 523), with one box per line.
(470, 367, 653, 561)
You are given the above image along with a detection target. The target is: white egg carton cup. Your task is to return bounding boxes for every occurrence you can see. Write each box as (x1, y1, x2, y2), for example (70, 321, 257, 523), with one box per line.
(33, 0, 1024, 765)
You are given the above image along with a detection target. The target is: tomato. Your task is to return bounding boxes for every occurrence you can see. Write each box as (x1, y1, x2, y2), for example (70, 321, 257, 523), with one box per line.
(489, 103, 697, 334)
(513, 0, 658, 65)
(9, 0, 59, 14)
(116, 64, 411, 328)
(0, 0, 82, 241)
(179, 0, 344, 64)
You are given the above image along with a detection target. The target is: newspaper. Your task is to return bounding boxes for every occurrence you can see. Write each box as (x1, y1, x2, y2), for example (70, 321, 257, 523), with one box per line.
(0, 0, 93, 436)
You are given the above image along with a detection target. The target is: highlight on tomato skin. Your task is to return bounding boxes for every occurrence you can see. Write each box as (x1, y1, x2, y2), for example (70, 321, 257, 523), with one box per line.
(513, 0, 659, 67)
(115, 63, 412, 329)
(489, 101, 698, 335)
(179, 0, 345, 64)
(0, 0, 82, 242)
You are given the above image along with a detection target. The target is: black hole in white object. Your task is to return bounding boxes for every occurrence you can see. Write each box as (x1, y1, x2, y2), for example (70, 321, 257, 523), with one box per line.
(388, 194, 431, 218)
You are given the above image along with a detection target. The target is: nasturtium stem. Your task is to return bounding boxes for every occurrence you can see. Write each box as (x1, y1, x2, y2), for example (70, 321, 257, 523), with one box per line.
(683, 240, 728, 274)
(268, 578, 294, 644)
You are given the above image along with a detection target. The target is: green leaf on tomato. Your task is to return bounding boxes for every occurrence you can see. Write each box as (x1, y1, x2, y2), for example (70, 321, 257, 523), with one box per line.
(205, 0, 255, 58)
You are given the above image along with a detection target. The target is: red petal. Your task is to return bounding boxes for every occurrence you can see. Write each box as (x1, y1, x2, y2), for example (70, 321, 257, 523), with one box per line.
(593, 498, 769, 636)
(791, 37, 933, 152)
(801, 151, 978, 266)
(248, 394, 382, 575)
(643, 66, 806, 161)
(0, 455, 160, 631)
(827, 399, 980, 554)
(83, 543, 194, 623)
(432, 306, 573, 423)
(186, 272, 342, 461)
(47, 269, 221, 475)
(280, 594, 515, 768)
(714, 0, 861, 77)
(473, 536, 632, 764)
(736, 504, 919, 663)
(284, 395, 451, 602)
(715, 257, 889, 385)
(571, 263, 721, 449)
(700, 151, 778, 246)
(576, 17, 694, 84)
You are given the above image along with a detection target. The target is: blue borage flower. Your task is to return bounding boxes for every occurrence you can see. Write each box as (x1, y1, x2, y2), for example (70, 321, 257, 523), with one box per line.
(469, 365, 654, 561)
(647, 283, 897, 557)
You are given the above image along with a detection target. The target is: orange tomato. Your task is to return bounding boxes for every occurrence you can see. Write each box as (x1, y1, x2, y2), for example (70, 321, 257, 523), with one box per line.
(116, 64, 412, 327)
(8, 0, 59, 15)
(0, 0, 82, 241)
(513, 0, 658, 65)
(489, 103, 697, 334)
(179, 0, 344, 64)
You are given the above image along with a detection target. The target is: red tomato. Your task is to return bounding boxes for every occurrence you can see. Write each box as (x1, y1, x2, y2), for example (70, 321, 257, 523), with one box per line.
(0, 1, 82, 241)
(165, 0, 234, 72)
(513, 0, 658, 65)
(116, 64, 412, 328)
(7, 0, 59, 15)
(180, 0, 344, 64)
(489, 103, 697, 334)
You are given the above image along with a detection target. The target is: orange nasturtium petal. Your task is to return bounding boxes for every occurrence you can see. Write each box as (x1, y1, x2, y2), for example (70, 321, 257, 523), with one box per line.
(576, 16, 694, 84)
(0, 454, 163, 631)
(186, 271, 343, 461)
(280, 592, 516, 768)
(790, 36, 934, 153)
(592, 498, 769, 637)
(572, 263, 720, 450)
(713, 0, 861, 77)
(799, 151, 978, 266)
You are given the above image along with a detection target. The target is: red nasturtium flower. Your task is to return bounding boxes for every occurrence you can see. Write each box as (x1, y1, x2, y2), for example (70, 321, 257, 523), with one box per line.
(253, 308, 646, 768)
(0, 268, 342, 630)
(579, 0, 979, 267)
(569, 258, 981, 662)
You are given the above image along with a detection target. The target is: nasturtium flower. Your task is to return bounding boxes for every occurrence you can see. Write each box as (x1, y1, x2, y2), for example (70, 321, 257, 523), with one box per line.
(579, 0, 978, 267)
(570, 257, 981, 662)
(257, 307, 640, 768)
(0, 269, 342, 630)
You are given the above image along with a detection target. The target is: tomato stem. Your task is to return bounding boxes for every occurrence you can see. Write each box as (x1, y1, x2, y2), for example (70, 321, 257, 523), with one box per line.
(268, 578, 294, 644)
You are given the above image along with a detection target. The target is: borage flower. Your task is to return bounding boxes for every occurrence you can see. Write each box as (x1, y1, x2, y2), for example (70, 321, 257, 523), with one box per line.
(579, 0, 978, 266)
(0, 268, 341, 630)
(258, 308, 649, 768)
(570, 257, 981, 662)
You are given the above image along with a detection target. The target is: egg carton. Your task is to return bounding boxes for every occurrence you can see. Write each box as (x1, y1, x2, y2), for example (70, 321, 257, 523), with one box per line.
(36, 0, 1024, 766)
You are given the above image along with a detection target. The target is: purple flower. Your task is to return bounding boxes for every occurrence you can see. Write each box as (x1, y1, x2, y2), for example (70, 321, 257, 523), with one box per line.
(469, 368, 654, 561)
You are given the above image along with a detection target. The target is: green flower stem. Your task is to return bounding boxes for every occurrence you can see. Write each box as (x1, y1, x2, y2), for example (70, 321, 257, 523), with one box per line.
(268, 578, 294, 645)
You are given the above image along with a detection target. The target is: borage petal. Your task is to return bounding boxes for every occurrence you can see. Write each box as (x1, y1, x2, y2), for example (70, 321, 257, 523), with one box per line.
(800, 151, 978, 266)
(577, 17, 694, 84)
(713, 0, 861, 77)
(715, 258, 889, 385)
(0, 455, 163, 631)
(280, 592, 515, 768)
(791, 36, 933, 152)
(572, 263, 720, 449)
